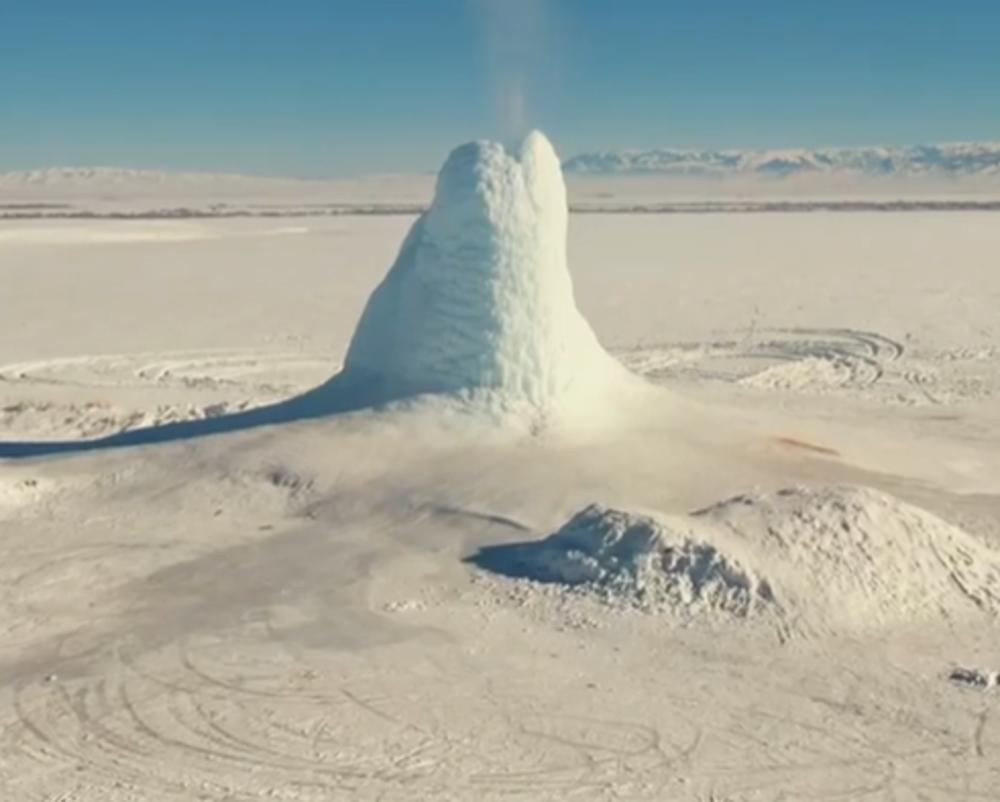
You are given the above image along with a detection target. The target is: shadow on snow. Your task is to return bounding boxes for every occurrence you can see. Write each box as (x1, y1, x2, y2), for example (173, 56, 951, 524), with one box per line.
(0, 372, 398, 459)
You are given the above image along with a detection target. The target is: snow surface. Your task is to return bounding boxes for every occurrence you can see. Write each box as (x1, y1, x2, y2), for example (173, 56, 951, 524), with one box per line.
(2, 158, 1000, 799)
(342, 132, 632, 423)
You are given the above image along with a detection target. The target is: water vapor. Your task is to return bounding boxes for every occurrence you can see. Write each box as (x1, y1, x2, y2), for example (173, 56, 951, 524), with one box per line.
(471, 0, 553, 143)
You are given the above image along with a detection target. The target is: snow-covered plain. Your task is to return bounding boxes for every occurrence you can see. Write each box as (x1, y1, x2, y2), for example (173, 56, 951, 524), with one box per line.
(2, 140, 1000, 800)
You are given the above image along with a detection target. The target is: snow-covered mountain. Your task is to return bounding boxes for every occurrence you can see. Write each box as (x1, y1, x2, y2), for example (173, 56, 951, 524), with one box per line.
(562, 141, 1000, 178)
(0, 167, 321, 193)
(0, 166, 434, 210)
(6, 141, 1000, 192)
(1, 166, 243, 185)
(5, 141, 1000, 217)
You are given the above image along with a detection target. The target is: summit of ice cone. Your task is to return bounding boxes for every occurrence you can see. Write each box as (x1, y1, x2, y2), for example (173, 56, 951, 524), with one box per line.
(340, 131, 629, 419)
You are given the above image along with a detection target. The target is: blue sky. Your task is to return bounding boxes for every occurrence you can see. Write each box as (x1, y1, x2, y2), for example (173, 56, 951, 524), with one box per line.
(1, 0, 998, 175)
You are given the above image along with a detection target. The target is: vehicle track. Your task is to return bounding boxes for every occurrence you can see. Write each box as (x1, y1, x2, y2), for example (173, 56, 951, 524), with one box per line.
(0, 349, 332, 393)
(615, 327, 905, 392)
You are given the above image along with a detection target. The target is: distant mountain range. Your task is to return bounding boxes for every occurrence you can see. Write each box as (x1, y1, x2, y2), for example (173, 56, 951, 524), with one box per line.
(561, 141, 1000, 178)
(3, 141, 1000, 189)
(0, 166, 311, 190)
(0, 167, 433, 209)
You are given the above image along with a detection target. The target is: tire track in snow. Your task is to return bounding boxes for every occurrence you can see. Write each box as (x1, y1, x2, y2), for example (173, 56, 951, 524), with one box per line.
(615, 327, 904, 392)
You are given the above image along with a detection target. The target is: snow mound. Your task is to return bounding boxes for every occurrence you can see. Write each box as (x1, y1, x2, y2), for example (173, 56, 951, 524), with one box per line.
(339, 131, 631, 423)
(523, 503, 772, 619)
(698, 486, 1000, 633)
(476, 486, 1000, 635)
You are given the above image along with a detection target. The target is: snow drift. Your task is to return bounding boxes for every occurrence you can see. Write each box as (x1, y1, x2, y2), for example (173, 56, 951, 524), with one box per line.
(339, 131, 631, 423)
(474, 486, 1000, 636)
(510, 503, 773, 620)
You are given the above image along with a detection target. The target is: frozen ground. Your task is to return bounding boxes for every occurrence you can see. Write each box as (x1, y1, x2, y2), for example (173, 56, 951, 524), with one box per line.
(2, 198, 1000, 797)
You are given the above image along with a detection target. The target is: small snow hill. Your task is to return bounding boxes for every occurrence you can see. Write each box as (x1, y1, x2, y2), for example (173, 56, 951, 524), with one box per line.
(472, 486, 1000, 639)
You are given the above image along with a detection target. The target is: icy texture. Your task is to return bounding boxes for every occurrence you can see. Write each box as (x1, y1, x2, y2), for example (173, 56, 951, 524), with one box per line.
(530, 503, 769, 619)
(342, 131, 628, 416)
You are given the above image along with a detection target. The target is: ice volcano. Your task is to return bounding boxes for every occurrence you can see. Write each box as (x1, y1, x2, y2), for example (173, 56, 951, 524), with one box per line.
(336, 131, 632, 423)
(0, 132, 637, 458)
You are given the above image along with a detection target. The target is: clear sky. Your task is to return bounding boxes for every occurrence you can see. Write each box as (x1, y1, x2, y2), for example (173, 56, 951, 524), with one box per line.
(2, 0, 998, 175)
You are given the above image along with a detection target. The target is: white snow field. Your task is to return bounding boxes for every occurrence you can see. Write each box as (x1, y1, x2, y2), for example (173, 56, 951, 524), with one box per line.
(1, 133, 1000, 800)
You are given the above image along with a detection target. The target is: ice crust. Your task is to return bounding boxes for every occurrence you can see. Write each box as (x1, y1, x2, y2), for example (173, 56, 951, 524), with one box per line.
(341, 132, 628, 418)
